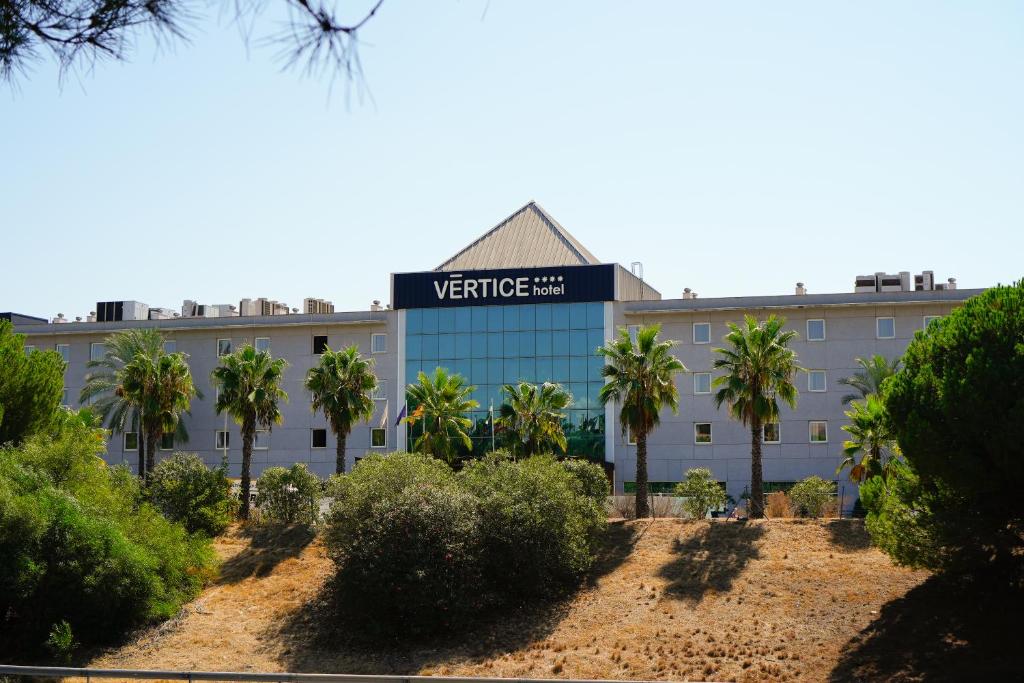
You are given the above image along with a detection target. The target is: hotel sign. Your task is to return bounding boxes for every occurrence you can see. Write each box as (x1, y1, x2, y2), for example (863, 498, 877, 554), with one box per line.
(392, 264, 615, 309)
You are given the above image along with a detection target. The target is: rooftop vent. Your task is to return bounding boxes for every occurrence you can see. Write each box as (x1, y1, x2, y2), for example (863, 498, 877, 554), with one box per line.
(795, 282, 807, 296)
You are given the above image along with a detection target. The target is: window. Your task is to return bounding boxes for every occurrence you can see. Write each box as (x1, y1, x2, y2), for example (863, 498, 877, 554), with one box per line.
(90, 342, 106, 361)
(694, 423, 713, 444)
(217, 338, 232, 356)
(923, 315, 940, 329)
(808, 370, 827, 392)
(215, 430, 230, 450)
(312, 335, 328, 355)
(876, 317, 895, 339)
(693, 372, 712, 395)
(806, 319, 825, 341)
(370, 427, 387, 448)
(693, 322, 711, 344)
(23, 345, 35, 356)
(163, 340, 176, 354)
(61, 389, 70, 407)
(311, 428, 327, 449)
(124, 432, 139, 451)
(809, 421, 828, 443)
(626, 426, 636, 446)
(371, 380, 388, 401)
(371, 333, 387, 354)
(254, 337, 271, 353)
(160, 433, 174, 450)
(55, 343, 70, 362)
(763, 423, 780, 443)
(627, 325, 640, 344)
(254, 429, 269, 450)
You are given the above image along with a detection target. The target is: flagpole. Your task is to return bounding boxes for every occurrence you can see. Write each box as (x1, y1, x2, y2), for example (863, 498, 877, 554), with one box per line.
(489, 399, 495, 452)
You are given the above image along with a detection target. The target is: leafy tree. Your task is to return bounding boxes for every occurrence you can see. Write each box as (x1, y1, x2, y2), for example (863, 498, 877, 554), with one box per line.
(255, 463, 321, 525)
(838, 354, 901, 405)
(712, 315, 800, 518)
(402, 367, 478, 464)
(1, 0, 386, 84)
(126, 351, 198, 480)
(674, 467, 727, 520)
(497, 381, 572, 457)
(211, 345, 288, 520)
(148, 453, 234, 536)
(788, 476, 836, 517)
(598, 324, 685, 519)
(838, 394, 900, 483)
(0, 320, 65, 444)
(882, 281, 1024, 572)
(305, 345, 377, 474)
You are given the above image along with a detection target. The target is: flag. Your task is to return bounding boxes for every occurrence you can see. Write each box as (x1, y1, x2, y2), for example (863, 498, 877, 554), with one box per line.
(395, 403, 407, 427)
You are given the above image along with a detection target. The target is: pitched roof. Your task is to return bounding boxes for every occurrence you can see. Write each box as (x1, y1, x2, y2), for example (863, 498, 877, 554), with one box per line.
(436, 201, 601, 271)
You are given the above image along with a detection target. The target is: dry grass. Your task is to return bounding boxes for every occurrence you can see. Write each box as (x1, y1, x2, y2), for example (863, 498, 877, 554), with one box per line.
(83, 519, 932, 682)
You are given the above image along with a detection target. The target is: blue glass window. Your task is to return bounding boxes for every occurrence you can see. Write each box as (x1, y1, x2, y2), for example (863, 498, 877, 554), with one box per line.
(487, 306, 503, 332)
(487, 358, 504, 384)
(589, 355, 605, 381)
(552, 330, 570, 356)
(535, 357, 553, 382)
(455, 307, 472, 333)
(421, 334, 439, 360)
(570, 357, 589, 382)
(472, 306, 488, 332)
(535, 331, 552, 356)
(422, 309, 438, 334)
(455, 333, 472, 358)
(471, 334, 487, 358)
(472, 359, 487, 380)
(588, 328, 605, 355)
(454, 359, 472, 381)
(586, 302, 604, 329)
(518, 330, 535, 356)
(503, 305, 519, 331)
(406, 334, 422, 360)
(504, 358, 519, 383)
(503, 331, 519, 358)
(588, 382, 604, 409)
(552, 357, 570, 383)
(487, 332, 502, 357)
(552, 304, 570, 329)
(438, 334, 455, 358)
(519, 357, 535, 383)
(438, 308, 456, 332)
(569, 303, 588, 330)
(535, 304, 552, 330)
(570, 330, 588, 356)
(570, 383, 588, 409)
(405, 360, 421, 382)
(406, 309, 423, 334)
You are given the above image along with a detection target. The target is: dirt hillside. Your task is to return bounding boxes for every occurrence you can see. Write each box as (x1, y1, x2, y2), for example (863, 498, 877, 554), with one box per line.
(87, 519, 932, 682)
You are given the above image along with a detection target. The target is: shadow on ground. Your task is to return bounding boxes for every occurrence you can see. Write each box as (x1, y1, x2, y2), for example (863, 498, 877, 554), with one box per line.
(217, 524, 316, 584)
(830, 571, 1023, 682)
(825, 519, 873, 551)
(658, 521, 764, 603)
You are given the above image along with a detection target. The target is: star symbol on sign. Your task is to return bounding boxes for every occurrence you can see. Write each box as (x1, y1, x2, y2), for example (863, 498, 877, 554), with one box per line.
(534, 277, 540, 283)
(557, 276, 564, 282)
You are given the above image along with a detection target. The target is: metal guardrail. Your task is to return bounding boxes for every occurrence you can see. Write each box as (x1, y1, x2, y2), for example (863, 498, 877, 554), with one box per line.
(0, 666, 676, 683)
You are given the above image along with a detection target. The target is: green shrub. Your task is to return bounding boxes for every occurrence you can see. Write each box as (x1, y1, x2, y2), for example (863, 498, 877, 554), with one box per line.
(674, 467, 727, 519)
(323, 453, 482, 634)
(0, 320, 65, 445)
(883, 281, 1024, 572)
(45, 620, 76, 663)
(0, 423, 216, 656)
(255, 463, 321, 525)
(458, 453, 607, 598)
(148, 453, 234, 536)
(561, 457, 610, 503)
(788, 476, 836, 518)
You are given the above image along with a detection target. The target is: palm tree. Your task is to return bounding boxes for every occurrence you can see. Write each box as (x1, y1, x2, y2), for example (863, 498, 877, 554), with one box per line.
(126, 352, 198, 480)
(305, 345, 378, 474)
(80, 328, 196, 478)
(839, 394, 900, 483)
(713, 315, 800, 519)
(498, 381, 572, 457)
(402, 367, 478, 464)
(598, 324, 686, 519)
(838, 354, 901, 405)
(211, 345, 289, 520)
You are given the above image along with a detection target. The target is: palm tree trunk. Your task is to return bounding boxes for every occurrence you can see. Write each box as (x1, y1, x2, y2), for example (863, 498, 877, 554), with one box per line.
(137, 430, 146, 479)
(240, 416, 254, 520)
(635, 430, 650, 519)
(750, 420, 764, 518)
(145, 424, 159, 483)
(336, 432, 347, 474)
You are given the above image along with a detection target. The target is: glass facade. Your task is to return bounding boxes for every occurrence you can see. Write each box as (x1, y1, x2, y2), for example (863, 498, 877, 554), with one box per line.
(404, 302, 606, 460)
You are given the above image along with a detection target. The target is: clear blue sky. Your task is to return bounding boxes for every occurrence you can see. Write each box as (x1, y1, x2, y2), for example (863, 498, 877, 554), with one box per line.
(2, 1, 1021, 319)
